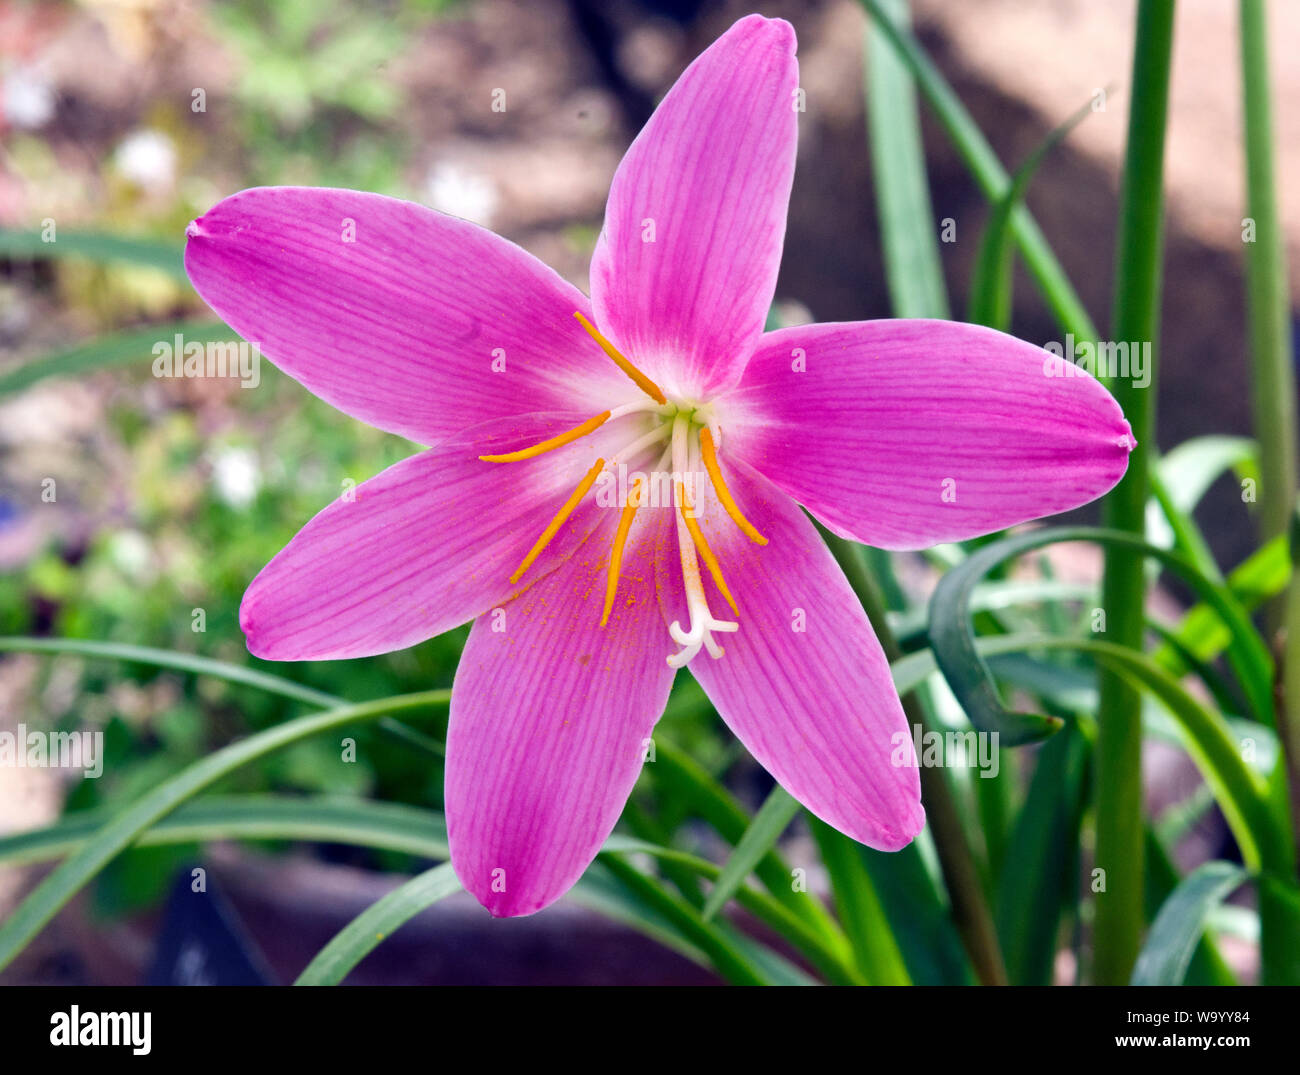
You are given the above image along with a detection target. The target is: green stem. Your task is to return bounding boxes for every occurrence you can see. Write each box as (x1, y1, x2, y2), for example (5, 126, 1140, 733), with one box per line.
(1239, 0, 1298, 632)
(1284, 517, 1300, 870)
(1241, 0, 1300, 895)
(824, 528, 1008, 985)
(1094, 0, 1177, 985)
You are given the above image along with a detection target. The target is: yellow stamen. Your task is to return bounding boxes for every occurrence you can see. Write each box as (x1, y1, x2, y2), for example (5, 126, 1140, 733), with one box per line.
(699, 428, 768, 545)
(675, 479, 739, 615)
(509, 459, 605, 583)
(480, 411, 611, 463)
(573, 311, 667, 405)
(600, 478, 645, 627)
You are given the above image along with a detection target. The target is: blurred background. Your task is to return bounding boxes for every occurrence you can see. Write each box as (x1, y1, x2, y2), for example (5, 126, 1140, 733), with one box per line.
(0, 0, 1296, 984)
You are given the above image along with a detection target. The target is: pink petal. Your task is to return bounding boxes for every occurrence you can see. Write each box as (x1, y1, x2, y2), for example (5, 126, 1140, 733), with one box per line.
(446, 500, 675, 916)
(241, 413, 625, 661)
(659, 458, 924, 851)
(589, 15, 799, 399)
(185, 187, 631, 446)
(725, 320, 1134, 549)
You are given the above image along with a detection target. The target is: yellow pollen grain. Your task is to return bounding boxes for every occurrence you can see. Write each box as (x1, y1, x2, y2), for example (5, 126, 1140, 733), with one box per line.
(699, 427, 768, 545)
(479, 411, 611, 463)
(509, 458, 605, 584)
(573, 310, 667, 405)
(601, 477, 645, 627)
(675, 478, 739, 616)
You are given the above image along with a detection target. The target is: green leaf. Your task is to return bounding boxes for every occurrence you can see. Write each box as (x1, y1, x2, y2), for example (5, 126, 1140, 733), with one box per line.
(866, 0, 949, 319)
(0, 793, 861, 984)
(649, 739, 846, 949)
(1146, 437, 1257, 577)
(1154, 436, 1258, 530)
(295, 863, 462, 985)
(809, 818, 912, 984)
(596, 855, 790, 986)
(968, 96, 1097, 330)
(0, 635, 337, 705)
(0, 636, 443, 757)
(0, 795, 449, 867)
(0, 321, 242, 397)
(0, 638, 856, 982)
(1145, 828, 1237, 985)
(0, 690, 450, 972)
(0, 229, 187, 280)
(928, 527, 1275, 743)
(1155, 534, 1290, 673)
(996, 723, 1091, 984)
(701, 786, 802, 921)
(1131, 862, 1247, 985)
(892, 632, 1284, 876)
(857, 0, 1098, 341)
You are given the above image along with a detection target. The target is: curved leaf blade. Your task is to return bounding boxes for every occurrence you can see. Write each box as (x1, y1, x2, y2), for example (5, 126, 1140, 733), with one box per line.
(1131, 862, 1246, 986)
(295, 863, 462, 986)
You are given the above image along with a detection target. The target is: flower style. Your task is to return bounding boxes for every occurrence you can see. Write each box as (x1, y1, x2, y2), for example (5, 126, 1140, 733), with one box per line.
(184, 15, 1133, 916)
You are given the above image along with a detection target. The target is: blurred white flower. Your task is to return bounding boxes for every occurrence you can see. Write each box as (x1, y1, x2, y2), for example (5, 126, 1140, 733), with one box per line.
(3, 67, 55, 130)
(114, 129, 177, 192)
(424, 161, 499, 227)
(108, 530, 154, 584)
(212, 447, 261, 509)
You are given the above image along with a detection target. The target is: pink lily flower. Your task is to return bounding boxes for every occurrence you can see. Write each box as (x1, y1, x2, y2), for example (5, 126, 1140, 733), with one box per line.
(184, 15, 1132, 917)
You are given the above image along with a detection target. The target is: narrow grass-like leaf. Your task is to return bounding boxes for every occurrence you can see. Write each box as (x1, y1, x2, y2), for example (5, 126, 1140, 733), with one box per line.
(0, 793, 862, 984)
(701, 786, 802, 921)
(857, 0, 1098, 341)
(1147, 436, 1256, 577)
(1154, 535, 1290, 675)
(866, 0, 949, 319)
(0, 690, 450, 972)
(650, 739, 846, 950)
(1153, 436, 1258, 531)
(827, 528, 1006, 985)
(891, 633, 1284, 876)
(0, 229, 187, 280)
(597, 855, 786, 986)
(295, 863, 462, 985)
(928, 527, 1274, 742)
(1132, 862, 1247, 986)
(0, 636, 443, 757)
(0, 636, 338, 706)
(0, 321, 241, 397)
(1145, 829, 1237, 985)
(968, 97, 1097, 330)
(809, 818, 912, 984)
(0, 795, 449, 866)
(996, 723, 1091, 984)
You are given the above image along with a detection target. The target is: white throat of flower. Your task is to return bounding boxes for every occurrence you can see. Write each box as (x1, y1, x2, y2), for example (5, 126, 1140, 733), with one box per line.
(476, 311, 768, 668)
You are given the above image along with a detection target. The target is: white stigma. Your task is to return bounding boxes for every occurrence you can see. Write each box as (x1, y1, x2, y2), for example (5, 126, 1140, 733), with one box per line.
(666, 411, 737, 669)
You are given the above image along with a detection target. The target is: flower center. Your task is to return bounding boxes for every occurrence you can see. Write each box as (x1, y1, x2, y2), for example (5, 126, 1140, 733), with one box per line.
(476, 311, 768, 668)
